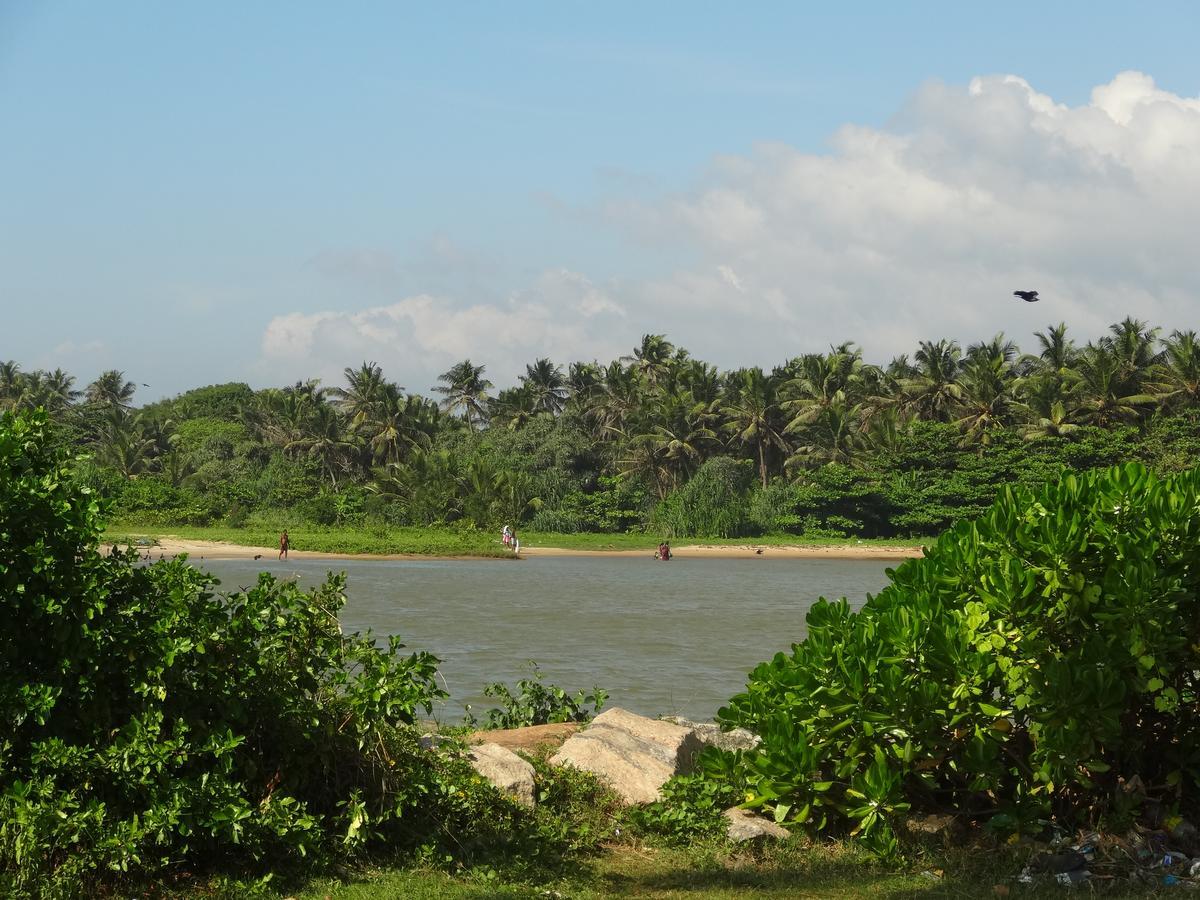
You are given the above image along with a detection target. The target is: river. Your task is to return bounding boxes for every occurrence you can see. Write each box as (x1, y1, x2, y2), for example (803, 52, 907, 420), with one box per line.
(196, 555, 895, 722)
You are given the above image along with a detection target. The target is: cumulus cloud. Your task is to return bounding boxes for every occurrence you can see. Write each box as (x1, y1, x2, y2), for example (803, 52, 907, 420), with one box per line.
(259, 270, 628, 390)
(624, 70, 1200, 366)
(260, 71, 1200, 388)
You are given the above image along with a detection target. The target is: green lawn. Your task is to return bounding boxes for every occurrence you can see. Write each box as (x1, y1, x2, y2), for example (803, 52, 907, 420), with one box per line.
(280, 841, 1145, 899)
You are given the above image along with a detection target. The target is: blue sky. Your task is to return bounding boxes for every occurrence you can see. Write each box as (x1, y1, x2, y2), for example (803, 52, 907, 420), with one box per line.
(2, 2, 1199, 400)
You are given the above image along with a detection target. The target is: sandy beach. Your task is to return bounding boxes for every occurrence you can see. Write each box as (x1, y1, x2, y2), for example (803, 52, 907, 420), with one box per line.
(111, 537, 924, 562)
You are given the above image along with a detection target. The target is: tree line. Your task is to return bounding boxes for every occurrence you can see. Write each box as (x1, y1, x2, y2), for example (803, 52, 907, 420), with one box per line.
(4, 317, 1199, 537)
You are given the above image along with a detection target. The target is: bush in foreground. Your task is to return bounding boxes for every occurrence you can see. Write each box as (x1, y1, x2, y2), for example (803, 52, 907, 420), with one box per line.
(717, 462, 1200, 850)
(0, 411, 520, 895)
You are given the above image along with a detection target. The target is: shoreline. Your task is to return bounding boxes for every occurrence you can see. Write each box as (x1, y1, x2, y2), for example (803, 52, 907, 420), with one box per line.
(108, 536, 925, 562)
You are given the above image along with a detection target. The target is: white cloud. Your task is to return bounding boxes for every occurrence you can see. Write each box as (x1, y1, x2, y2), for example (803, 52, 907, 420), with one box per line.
(259, 71, 1200, 388)
(612, 70, 1200, 366)
(259, 272, 628, 391)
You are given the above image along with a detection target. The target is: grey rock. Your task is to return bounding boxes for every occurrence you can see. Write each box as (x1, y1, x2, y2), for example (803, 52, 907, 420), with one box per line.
(549, 707, 705, 805)
(902, 813, 965, 842)
(661, 716, 760, 752)
(469, 742, 537, 808)
(723, 807, 791, 842)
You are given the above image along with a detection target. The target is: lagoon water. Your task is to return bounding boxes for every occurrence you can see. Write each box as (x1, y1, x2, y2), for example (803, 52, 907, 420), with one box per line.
(196, 555, 894, 723)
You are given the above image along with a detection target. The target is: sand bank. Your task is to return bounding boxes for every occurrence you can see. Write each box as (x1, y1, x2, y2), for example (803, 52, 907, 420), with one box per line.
(110, 537, 923, 562)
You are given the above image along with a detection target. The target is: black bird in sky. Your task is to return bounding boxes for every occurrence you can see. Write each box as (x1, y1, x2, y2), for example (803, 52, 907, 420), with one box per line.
(1013, 290, 1040, 302)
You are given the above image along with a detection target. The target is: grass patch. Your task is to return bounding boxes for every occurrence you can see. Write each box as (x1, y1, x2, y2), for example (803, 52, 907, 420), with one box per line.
(278, 839, 1155, 899)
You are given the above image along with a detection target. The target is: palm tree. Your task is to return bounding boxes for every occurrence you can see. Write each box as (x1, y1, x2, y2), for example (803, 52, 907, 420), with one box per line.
(1104, 317, 1161, 390)
(519, 358, 568, 415)
(94, 408, 156, 477)
(86, 370, 137, 408)
(1071, 344, 1157, 426)
(331, 361, 391, 429)
(720, 367, 789, 489)
(783, 344, 873, 431)
(903, 340, 963, 422)
(1152, 330, 1200, 410)
(954, 352, 1017, 449)
(786, 400, 864, 469)
(433, 360, 492, 429)
(489, 385, 538, 431)
(623, 334, 676, 388)
(632, 392, 719, 491)
(585, 361, 640, 440)
(0, 361, 21, 410)
(284, 403, 358, 488)
(1033, 323, 1077, 374)
(1019, 399, 1080, 442)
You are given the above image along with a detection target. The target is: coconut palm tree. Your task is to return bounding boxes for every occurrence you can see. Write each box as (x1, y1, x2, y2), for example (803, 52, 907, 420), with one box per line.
(1033, 322, 1077, 374)
(433, 360, 492, 429)
(85, 370, 137, 408)
(519, 358, 569, 415)
(903, 340, 963, 422)
(623, 334, 676, 388)
(331, 361, 391, 430)
(786, 400, 864, 469)
(1071, 344, 1157, 426)
(1152, 330, 1200, 410)
(720, 367, 789, 489)
(954, 353, 1018, 449)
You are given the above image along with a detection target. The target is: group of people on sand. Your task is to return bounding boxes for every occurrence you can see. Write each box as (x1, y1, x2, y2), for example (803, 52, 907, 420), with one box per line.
(501, 524, 520, 554)
(655, 541, 672, 561)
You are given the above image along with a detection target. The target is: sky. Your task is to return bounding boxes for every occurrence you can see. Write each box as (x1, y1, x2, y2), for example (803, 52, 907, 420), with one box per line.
(2, 1, 1200, 402)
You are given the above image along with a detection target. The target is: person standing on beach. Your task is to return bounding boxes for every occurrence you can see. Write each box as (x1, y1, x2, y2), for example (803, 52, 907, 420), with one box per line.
(279, 530, 289, 560)
(511, 528, 519, 555)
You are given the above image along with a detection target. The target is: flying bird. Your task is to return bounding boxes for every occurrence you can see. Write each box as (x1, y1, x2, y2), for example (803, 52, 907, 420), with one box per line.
(1013, 290, 1040, 303)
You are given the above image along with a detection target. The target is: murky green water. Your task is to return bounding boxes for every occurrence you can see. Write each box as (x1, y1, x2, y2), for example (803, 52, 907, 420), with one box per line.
(197, 556, 894, 722)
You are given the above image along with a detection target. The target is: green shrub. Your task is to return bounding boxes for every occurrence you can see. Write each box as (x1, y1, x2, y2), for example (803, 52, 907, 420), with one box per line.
(466, 662, 608, 730)
(717, 462, 1200, 851)
(0, 411, 498, 894)
(653, 457, 756, 538)
(628, 769, 746, 844)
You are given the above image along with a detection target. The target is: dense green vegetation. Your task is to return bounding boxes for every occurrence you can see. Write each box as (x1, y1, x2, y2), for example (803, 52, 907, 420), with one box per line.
(0, 411, 609, 895)
(5, 319, 1200, 543)
(709, 461, 1200, 852)
(5, 402, 1198, 895)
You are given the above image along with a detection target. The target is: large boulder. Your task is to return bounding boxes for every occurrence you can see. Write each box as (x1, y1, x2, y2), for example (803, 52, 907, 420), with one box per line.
(468, 742, 537, 808)
(549, 708, 704, 805)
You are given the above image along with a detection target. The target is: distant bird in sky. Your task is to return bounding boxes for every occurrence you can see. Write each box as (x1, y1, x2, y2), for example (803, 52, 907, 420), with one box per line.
(1013, 290, 1040, 302)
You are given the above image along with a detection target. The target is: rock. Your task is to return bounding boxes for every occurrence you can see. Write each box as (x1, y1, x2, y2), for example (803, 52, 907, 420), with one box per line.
(660, 716, 760, 752)
(467, 722, 583, 754)
(418, 732, 451, 751)
(723, 807, 791, 842)
(902, 813, 965, 842)
(549, 707, 705, 805)
(468, 742, 537, 808)
(1170, 818, 1199, 854)
(1032, 850, 1088, 875)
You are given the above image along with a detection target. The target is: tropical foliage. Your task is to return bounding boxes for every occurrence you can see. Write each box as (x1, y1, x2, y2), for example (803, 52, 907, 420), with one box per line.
(6, 319, 1200, 539)
(0, 410, 526, 894)
(713, 461, 1200, 852)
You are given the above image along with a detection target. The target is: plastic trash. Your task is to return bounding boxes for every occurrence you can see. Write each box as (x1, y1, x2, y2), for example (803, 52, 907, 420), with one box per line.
(1054, 869, 1090, 885)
